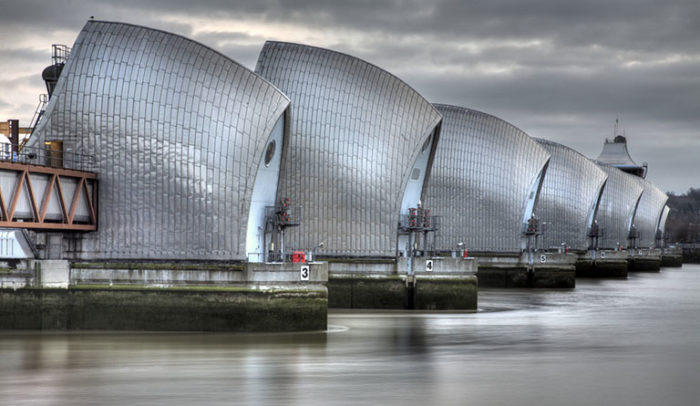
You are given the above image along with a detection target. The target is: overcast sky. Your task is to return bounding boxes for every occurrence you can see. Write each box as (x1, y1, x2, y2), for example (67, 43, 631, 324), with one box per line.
(1, 0, 698, 193)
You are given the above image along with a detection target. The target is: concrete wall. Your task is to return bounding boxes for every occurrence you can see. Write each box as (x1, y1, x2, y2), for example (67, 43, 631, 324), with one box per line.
(37, 260, 69, 288)
(326, 257, 478, 310)
(0, 261, 329, 332)
(72, 262, 328, 287)
(628, 248, 662, 271)
(576, 250, 628, 278)
(0, 287, 327, 332)
(661, 247, 683, 267)
(476, 252, 577, 288)
(396, 257, 477, 276)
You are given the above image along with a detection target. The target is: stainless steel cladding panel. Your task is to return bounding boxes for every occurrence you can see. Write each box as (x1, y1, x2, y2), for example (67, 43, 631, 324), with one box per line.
(534, 139, 608, 251)
(632, 177, 669, 248)
(255, 42, 441, 257)
(423, 105, 550, 253)
(29, 21, 290, 260)
(659, 205, 670, 239)
(596, 165, 643, 249)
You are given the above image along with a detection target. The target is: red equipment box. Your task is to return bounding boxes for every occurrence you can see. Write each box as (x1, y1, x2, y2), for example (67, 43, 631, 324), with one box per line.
(291, 251, 306, 263)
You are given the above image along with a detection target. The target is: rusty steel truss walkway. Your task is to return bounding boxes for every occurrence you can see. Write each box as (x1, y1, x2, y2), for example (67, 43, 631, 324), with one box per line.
(0, 159, 97, 231)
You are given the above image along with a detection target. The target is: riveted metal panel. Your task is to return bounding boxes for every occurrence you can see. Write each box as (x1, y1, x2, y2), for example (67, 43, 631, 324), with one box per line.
(423, 105, 550, 253)
(632, 177, 669, 248)
(534, 139, 608, 251)
(595, 165, 644, 249)
(28, 20, 290, 260)
(255, 42, 441, 257)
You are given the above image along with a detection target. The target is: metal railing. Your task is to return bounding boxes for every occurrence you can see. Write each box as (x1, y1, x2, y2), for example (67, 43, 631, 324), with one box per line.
(52, 44, 71, 65)
(27, 94, 48, 134)
(523, 219, 547, 236)
(398, 213, 440, 232)
(1, 144, 96, 172)
(265, 204, 302, 228)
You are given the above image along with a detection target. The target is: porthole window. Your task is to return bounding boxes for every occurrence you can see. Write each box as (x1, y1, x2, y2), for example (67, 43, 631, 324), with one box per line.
(264, 140, 276, 167)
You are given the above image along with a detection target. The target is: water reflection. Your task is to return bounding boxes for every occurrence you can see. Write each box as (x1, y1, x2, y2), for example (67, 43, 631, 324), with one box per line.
(1, 266, 700, 405)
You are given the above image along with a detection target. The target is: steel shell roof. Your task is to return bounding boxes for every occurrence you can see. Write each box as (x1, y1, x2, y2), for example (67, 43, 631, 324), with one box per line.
(632, 177, 669, 248)
(255, 41, 441, 257)
(595, 164, 644, 249)
(535, 138, 608, 251)
(423, 105, 550, 253)
(29, 20, 290, 260)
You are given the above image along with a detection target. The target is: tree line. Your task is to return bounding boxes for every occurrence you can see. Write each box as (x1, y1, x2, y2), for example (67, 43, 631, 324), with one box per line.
(666, 188, 700, 243)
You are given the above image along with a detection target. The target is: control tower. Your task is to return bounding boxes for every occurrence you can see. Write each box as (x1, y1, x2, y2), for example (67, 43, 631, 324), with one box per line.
(595, 120, 647, 178)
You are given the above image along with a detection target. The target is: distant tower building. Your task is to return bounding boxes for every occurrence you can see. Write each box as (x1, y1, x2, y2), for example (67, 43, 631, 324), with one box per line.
(595, 119, 647, 178)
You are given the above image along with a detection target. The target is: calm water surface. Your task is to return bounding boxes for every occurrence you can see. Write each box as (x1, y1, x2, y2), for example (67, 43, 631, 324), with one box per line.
(2, 266, 700, 405)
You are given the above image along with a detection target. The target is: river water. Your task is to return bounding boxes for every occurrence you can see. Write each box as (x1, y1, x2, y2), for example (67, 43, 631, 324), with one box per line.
(1, 265, 699, 405)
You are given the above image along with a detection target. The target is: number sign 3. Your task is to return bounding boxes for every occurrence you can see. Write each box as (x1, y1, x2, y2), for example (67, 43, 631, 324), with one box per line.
(300, 265, 310, 281)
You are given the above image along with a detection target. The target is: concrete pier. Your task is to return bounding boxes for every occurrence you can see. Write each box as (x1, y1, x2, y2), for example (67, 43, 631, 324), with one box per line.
(680, 244, 700, 264)
(628, 249, 662, 272)
(476, 252, 577, 288)
(327, 257, 477, 310)
(661, 247, 683, 267)
(0, 260, 328, 332)
(576, 250, 628, 278)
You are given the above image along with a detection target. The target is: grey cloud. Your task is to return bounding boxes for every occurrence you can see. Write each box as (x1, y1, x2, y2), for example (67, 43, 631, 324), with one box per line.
(0, 1, 690, 44)
(134, 0, 700, 55)
(632, 139, 700, 194)
(0, 74, 39, 90)
(0, 0, 697, 192)
(193, 31, 266, 45)
(189, 31, 267, 68)
(0, 48, 47, 62)
(321, 32, 700, 132)
(3, 1, 700, 58)
(399, 58, 700, 124)
(213, 43, 266, 70)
